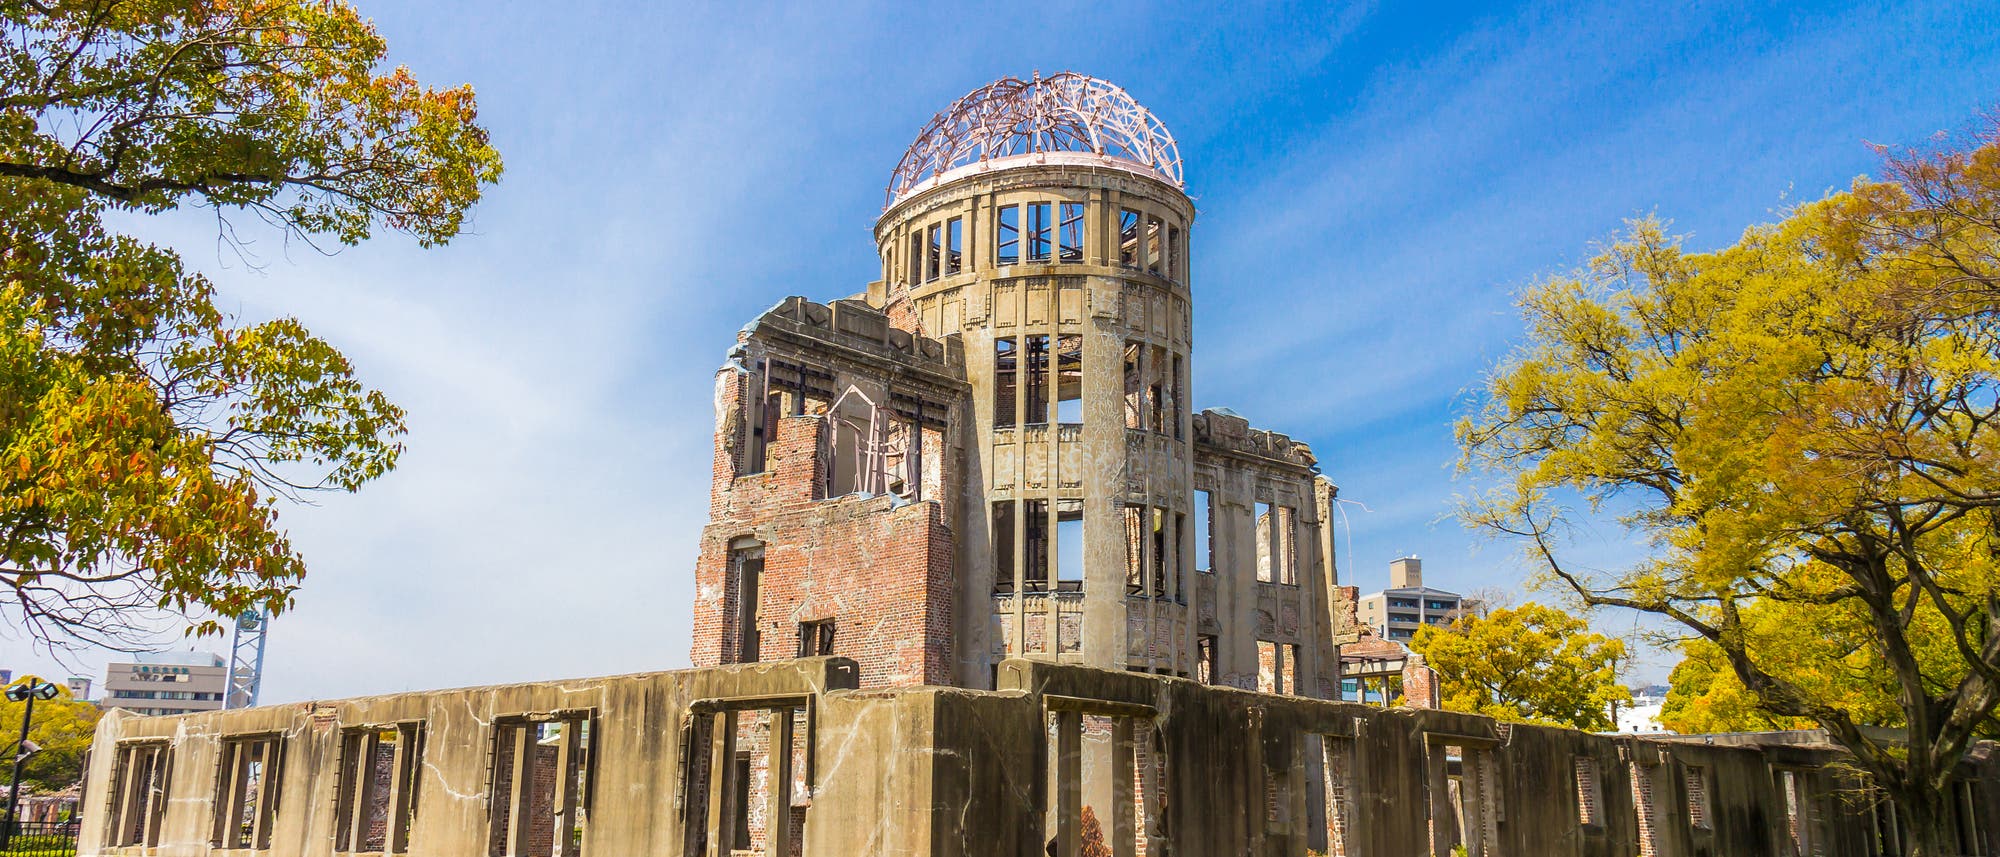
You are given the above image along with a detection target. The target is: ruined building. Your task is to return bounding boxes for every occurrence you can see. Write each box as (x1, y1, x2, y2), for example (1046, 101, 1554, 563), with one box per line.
(77, 74, 2000, 857)
(690, 71, 1343, 697)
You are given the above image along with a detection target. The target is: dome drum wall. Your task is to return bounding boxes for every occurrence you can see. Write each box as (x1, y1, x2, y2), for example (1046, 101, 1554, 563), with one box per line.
(876, 162, 1199, 685)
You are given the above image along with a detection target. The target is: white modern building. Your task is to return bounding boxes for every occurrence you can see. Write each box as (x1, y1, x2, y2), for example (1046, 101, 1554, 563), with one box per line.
(1355, 557, 1474, 643)
(103, 651, 228, 716)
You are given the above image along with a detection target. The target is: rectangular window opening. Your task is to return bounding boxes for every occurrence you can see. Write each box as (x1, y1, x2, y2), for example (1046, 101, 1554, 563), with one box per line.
(1055, 334, 1083, 425)
(1168, 225, 1183, 282)
(994, 501, 1017, 594)
(1257, 641, 1280, 694)
(1123, 504, 1146, 596)
(1118, 209, 1141, 268)
(728, 544, 763, 664)
(945, 217, 963, 275)
(106, 742, 172, 848)
(995, 338, 1018, 429)
(1574, 757, 1602, 828)
(1197, 635, 1218, 685)
(488, 715, 592, 857)
(1024, 499, 1050, 591)
(798, 619, 836, 657)
(1151, 507, 1169, 598)
(1275, 505, 1297, 585)
(997, 204, 1020, 265)
(212, 734, 285, 850)
(335, 723, 425, 854)
(1028, 202, 1053, 262)
(1122, 342, 1144, 430)
(1685, 765, 1711, 830)
(1056, 506, 1083, 587)
(925, 223, 942, 282)
(1194, 490, 1213, 574)
(1146, 217, 1164, 275)
(1255, 503, 1275, 583)
(1058, 202, 1085, 263)
(1024, 334, 1050, 426)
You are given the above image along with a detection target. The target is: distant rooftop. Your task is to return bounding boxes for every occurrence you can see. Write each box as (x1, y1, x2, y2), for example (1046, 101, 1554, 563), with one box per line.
(123, 651, 224, 667)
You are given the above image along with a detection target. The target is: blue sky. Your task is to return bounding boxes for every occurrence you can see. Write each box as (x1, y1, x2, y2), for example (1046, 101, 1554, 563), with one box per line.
(8, 0, 2000, 699)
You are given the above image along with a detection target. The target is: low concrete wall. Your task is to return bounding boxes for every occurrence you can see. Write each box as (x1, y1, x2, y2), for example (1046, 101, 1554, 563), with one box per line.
(76, 657, 1998, 856)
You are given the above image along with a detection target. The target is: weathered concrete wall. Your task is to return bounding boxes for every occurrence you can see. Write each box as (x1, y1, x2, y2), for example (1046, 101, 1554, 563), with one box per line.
(79, 657, 1999, 857)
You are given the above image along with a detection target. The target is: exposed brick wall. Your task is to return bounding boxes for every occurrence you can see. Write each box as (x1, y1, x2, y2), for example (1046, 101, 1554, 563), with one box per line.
(692, 371, 955, 687)
(1401, 653, 1440, 709)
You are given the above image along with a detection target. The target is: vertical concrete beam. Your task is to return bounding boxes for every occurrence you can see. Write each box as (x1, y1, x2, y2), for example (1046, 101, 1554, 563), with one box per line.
(766, 709, 793, 857)
(1057, 710, 1083, 857)
(1112, 717, 1137, 857)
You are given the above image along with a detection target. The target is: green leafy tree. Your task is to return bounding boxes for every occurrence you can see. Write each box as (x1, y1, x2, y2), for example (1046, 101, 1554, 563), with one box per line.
(1458, 116, 2000, 854)
(0, 1, 501, 649)
(1408, 602, 1630, 730)
(1, 678, 101, 791)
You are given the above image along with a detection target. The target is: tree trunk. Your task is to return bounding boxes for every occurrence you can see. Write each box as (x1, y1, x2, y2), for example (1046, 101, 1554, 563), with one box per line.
(1897, 787, 1954, 857)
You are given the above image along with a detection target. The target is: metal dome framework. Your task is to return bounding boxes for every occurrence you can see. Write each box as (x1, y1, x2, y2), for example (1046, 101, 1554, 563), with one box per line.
(886, 72, 1183, 208)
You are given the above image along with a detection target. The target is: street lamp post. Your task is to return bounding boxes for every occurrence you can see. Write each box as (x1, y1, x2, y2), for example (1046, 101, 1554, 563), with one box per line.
(1, 677, 59, 849)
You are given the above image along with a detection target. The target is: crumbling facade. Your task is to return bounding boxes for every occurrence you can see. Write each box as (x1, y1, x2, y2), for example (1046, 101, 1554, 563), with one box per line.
(693, 72, 1345, 698)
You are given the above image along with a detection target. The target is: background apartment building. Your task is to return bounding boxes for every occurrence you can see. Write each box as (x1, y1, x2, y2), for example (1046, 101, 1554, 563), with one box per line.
(102, 651, 228, 716)
(1356, 556, 1476, 643)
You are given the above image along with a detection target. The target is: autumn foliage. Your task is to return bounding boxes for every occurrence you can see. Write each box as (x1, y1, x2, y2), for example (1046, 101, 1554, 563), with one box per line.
(0, 0, 500, 649)
(1460, 114, 2000, 853)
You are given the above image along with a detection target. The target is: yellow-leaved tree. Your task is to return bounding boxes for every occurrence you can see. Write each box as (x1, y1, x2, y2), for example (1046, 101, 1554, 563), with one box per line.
(1408, 602, 1630, 730)
(0, 1, 501, 650)
(1459, 116, 2000, 854)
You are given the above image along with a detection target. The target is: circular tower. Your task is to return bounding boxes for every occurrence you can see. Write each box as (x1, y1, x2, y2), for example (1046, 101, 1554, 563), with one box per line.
(875, 73, 1198, 685)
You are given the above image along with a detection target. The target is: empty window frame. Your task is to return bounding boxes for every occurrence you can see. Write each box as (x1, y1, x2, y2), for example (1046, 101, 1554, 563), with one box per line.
(1024, 499, 1050, 591)
(946, 217, 964, 274)
(489, 715, 592, 857)
(1257, 641, 1282, 694)
(1256, 503, 1275, 582)
(1147, 346, 1166, 433)
(1118, 208, 1141, 268)
(1174, 512, 1188, 601)
(1574, 757, 1602, 827)
(681, 706, 809, 857)
(1685, 765, 1711, 830)
(925, 223, 942, 282)
(1194, 490, 1213, 574)
(1146, 217, 1164, 275)
(995, 337, 1018, 429)
(1124, 504, 1146, 595)
(1058, 202, 1085, 263)
(993, 500, 1017, 594)
(1055, 334, 1083, 425)
(1151, 507, 1170, 598)
(1023, 334, 1050, 425)
(1168, 225, 1183, 282)
(1056, 503, 1083, 587)
(997, 204, 1021, 265)
(1027, 202, 1053, 262)
(728, 542, 763, 664)
(335, 723, 425, 854)
(212, 734, 285, 850)
(105, 742, 172, 848)
(1256, 504, 1297, 584)
(798, 620, 835, 657)
(1197, 635, 1218, 685)
(1123, 342, 1144, 430)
